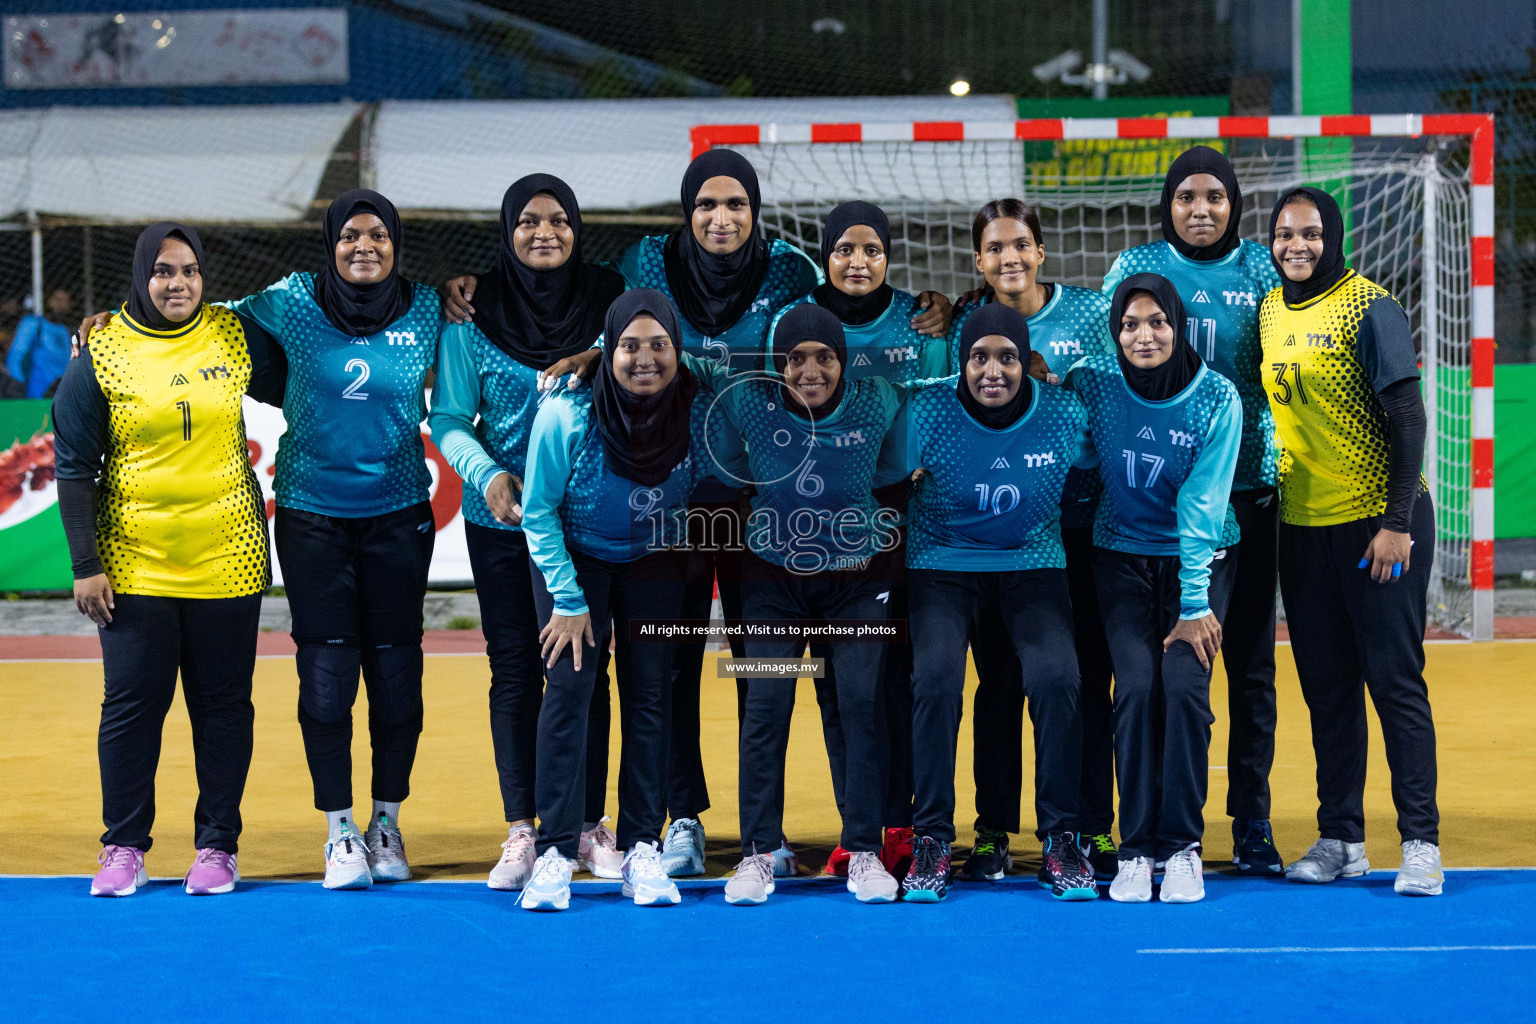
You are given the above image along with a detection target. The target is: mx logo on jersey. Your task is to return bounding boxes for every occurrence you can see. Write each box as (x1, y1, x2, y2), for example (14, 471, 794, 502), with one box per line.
(385, 330, 417, 346)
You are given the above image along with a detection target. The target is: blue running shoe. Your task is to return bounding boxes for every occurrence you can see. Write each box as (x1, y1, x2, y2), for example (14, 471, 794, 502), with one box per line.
(622, 841, 681, 906)
(520, 848, 572, 911)
(1232, 818, 1285, 874)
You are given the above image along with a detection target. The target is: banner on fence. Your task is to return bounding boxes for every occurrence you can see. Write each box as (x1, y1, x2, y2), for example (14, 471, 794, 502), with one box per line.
(0, 397, 476, 592)
(4, 9, 349, 90)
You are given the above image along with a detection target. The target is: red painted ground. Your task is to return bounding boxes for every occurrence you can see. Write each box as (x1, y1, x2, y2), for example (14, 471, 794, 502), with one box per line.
(3, 620, 1532, 661)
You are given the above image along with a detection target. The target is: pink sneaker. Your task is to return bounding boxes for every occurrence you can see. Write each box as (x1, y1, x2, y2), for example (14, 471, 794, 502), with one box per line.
(183, 848, 239, 895)
(91, 845, 147, 897)
(578, 815, 624, 879)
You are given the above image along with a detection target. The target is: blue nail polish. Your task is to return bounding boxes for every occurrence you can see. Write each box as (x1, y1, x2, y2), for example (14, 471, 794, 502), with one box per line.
(1357, 558, 1370, 569)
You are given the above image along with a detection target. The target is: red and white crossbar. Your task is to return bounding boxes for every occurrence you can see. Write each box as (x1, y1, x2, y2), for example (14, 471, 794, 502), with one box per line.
(693, 114, 1497, 639)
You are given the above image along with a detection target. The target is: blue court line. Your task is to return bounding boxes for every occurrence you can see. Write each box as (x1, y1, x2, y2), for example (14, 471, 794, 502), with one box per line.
(3, 871, 1532, 1020)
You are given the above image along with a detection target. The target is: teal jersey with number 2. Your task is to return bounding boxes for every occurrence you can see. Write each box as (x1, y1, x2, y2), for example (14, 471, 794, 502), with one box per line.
(229, 272, 441, 518)
(1102, 238, 1280, 492)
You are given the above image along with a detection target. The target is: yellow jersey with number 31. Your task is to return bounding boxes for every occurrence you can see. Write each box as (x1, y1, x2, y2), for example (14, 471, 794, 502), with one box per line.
(1258, 270, 1421, 527)
(85, 305, 271, 597)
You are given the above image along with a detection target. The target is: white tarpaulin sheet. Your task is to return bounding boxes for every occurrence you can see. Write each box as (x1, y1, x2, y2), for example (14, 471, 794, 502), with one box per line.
(0, 102, 359, 221)
(372, 95, 1020, 211)
(4, 9, 349, 89)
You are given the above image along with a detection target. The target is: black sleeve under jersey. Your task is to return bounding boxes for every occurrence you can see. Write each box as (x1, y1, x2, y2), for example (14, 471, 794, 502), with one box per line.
(1377, 379, 1427, 534)
(237, 311, 288, 408)
(1357, 294, 1426, 533)
(1356, 294, 1420, 392)
(50, 349, 109, 578)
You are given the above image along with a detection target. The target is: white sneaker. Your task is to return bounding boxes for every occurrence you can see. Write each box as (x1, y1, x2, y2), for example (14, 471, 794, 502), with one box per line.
(520, 848, 573, 911)
(770, 839, 798, 878)
(1394, 840, 1444, 896)
(1159, 844, 1205, 903)
(578, 816, 625, 879)
(659, 817, 706, 877)
(1110, 856, 1153, 903)
(621, 840, 682, 906)
(323, 824, 373, 890)
(847, 851, 898, 904)
(489, 824, 536, 891)
(724, 853, 776, 906)
(1286, 838, 1370, 883)
(363, 814, 411, 882)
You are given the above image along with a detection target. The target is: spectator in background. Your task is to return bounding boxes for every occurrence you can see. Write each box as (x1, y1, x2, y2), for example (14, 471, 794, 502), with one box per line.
(7, 290, 74, 398)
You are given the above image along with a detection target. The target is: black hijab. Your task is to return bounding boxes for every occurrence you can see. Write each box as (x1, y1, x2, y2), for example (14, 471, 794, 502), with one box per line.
(125, 221, 205, 332)
(813, 200, 895, 326)
(311, 188, 415, 338)
(955, 302, 1033, 430)
(1161, 145, 1244, 262)
(663, 149, 770, 337)
(471, 174, 627, 370)
(590, 289, 699, 487)
(1109, 273, 1202, 402)
(772, 302, 848, 423)
(1268, 186, 1351, 306)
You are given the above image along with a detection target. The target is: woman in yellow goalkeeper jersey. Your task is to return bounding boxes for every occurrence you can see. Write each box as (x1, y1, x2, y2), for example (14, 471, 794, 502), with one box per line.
(1260, 187, 1443, 897)
(52, 222, 286, 899)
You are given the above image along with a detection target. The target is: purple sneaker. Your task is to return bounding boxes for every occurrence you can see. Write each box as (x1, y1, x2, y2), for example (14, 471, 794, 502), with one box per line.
(91, 845, 147, 897)
(184, 848, 239, 895)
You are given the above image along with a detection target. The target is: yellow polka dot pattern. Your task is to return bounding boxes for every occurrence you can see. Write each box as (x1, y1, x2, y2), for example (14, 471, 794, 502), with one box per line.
(89, 304, 271, 597)
(1259, 273, 1393, 527)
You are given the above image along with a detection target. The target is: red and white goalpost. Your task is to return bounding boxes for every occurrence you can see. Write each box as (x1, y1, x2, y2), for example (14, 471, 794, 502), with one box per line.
(691, 114, 1496, 639)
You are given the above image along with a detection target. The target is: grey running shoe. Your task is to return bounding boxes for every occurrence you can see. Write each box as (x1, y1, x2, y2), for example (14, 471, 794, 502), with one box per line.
(1394, 840, 1444, 896)
(659, 817, 706, 877)
(364, 814, 411, 882)
(1159, 843, 1205, 903)
(724, 853, 775, 906)
(847, 851, 899, 904)
(1109, 856, 1153, 903)
(1286, 838, 1369, 883)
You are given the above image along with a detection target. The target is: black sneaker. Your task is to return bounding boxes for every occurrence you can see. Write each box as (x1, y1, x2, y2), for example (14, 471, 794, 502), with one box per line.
(1078, 832, 1120, 880)
(1233, 818, 1285, 874)
(902, 835, 951, 903)
(1036, 831, 1098, 900)
(959, 829, 1012, 881)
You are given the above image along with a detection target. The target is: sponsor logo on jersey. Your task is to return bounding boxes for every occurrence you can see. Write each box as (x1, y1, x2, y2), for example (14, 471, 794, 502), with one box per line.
(1192, 289, 1212, 304)
(1049, 339, 1083, 356)
(750, 296, 773, 314)
(385, 330, 417, 346)
(832, 429, 866, 448)
(1307, 332, 1336, 349)
(197, 364, 230, 380)
(884, 345, 916, 363)
(991, 456, 1010, 469)
(1222, 290, 1257, 307)
(170, 373, 189, 385)
(1168, 429, 1196, 448)
(351, 338, 369, 346)
(851, 352, 873, 367)
(1137, 425, 1156, 441)
(1283, 334, 1296, 346)
(1019, 452, 1057, 468)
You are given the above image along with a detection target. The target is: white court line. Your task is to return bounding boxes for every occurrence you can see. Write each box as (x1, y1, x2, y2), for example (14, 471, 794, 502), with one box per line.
(1140, 945, 1536, 955)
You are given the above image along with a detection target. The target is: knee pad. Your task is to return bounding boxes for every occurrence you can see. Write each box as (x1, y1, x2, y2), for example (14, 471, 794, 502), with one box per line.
(296, 642, 361, 725)
(362, 643, 424, 727)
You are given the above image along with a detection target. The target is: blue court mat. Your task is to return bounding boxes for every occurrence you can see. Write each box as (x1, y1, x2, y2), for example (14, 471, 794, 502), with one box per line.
(3, 871, 1532, 1019)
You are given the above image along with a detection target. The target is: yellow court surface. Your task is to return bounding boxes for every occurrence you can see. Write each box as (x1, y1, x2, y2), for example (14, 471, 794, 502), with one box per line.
(2, 642, 1533, 878)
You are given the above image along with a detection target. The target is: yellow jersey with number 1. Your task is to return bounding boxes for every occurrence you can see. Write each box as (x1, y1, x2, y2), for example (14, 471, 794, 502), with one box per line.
(1257, 270, 1421, 528)
(88, 304, 270, 597)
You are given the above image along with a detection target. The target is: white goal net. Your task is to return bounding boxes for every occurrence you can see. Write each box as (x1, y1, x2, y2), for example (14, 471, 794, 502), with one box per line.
(711, 128, 1476, 635)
